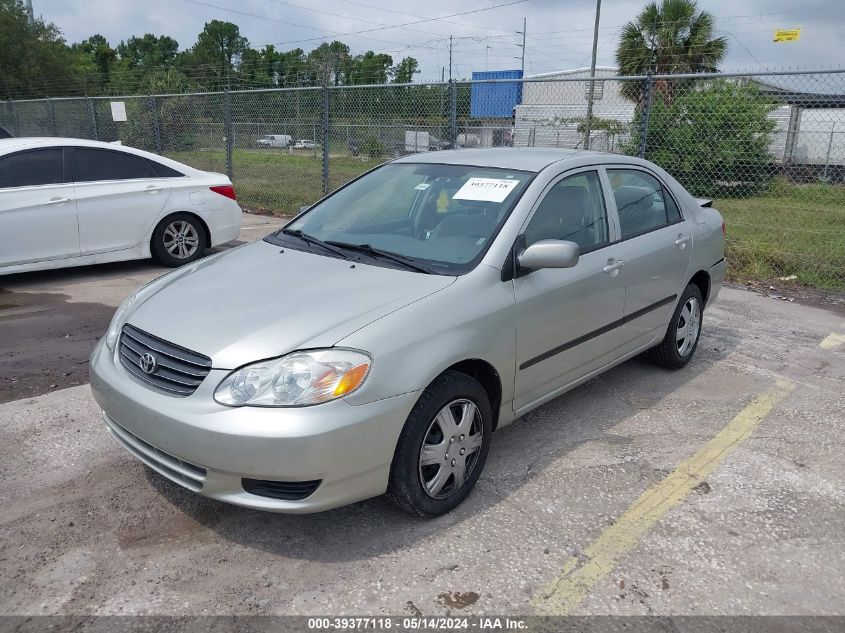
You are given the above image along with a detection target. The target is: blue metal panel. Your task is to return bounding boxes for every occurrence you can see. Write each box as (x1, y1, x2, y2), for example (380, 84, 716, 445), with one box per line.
(471, 70, 523, 118)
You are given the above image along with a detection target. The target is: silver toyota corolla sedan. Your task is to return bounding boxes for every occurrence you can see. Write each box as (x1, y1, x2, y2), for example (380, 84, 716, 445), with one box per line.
(91, 148, 726, 517)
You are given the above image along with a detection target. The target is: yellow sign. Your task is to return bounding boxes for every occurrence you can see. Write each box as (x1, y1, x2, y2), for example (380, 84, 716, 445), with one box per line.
(773, 29, 800, 42)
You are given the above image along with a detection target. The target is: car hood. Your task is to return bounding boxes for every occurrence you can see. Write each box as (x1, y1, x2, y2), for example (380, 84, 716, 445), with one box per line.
(127, 240, 456, 368)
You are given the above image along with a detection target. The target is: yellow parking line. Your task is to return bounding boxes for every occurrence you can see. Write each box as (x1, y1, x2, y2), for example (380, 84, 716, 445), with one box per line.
(532, 379, 796, 615)
(819, 333, 845, 350)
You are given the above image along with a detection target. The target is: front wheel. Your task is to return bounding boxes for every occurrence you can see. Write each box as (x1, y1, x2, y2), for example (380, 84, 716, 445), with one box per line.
(151, 213, 207, 267)
(647, 283, 703, 369)
(388, 371, 492, 517)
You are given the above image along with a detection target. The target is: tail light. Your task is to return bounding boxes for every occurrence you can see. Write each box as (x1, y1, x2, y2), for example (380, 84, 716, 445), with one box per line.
(210, 184, 237, 201)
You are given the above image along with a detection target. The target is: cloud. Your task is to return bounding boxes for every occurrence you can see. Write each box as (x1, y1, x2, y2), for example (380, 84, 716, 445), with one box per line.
(35, 0, 844, 80)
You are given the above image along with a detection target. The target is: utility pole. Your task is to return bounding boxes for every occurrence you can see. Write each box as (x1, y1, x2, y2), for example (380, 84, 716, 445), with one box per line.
(449, 35, 453, 82)
(517, 18, 526, 75)
(583, 0, 601, 150)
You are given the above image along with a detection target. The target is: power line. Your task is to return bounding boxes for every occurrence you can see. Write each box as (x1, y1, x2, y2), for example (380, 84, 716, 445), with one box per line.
(261, 0, 531, 47)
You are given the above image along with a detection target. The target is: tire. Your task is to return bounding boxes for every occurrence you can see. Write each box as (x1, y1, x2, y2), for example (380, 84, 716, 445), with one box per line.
(388, 370, 493, 517)
(151, 213, 207, 267)
(647, 283, 704, 370)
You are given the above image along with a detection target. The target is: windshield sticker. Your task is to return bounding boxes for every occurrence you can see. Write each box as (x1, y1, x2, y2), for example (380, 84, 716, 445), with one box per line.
(453, 178, 520, 202)
(414, 183, 431, 190)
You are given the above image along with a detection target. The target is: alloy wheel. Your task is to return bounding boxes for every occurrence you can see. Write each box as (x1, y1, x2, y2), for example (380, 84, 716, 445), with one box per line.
(163, 220, 200, 260)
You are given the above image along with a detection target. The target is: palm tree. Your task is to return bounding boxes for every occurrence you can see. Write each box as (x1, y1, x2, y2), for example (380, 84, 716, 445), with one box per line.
(616, 0, 727, 103)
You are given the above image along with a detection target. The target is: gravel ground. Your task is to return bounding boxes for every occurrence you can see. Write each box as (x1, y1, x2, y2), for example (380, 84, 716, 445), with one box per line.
(0, 231, 843, 619)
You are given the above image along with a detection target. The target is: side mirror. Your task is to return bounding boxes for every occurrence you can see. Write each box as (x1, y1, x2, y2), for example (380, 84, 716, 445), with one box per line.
(517, 239, 580, 270)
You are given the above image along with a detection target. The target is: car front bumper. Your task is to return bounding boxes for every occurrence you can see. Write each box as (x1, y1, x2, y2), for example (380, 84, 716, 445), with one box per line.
(89, 337, 420, 513)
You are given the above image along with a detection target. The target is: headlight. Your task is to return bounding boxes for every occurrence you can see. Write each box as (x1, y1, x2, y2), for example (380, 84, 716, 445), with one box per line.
(105, 295, 137, 350)
(214, 349, 372, 407)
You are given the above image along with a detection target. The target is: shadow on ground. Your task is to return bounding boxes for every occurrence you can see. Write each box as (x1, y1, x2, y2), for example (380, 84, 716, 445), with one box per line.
(144, 326, 739, 563)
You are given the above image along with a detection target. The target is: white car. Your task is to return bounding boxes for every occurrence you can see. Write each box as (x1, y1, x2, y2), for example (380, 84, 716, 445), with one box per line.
(293, 140, 318, 150)
(0, 138, 242, 275)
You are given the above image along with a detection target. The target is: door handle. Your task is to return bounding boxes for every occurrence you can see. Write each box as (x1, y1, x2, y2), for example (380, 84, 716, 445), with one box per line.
(45, 197, 70, 205)
(603, 259, 625, 275)
(675, 234, 691, 249)
(144, 185, 163, 193)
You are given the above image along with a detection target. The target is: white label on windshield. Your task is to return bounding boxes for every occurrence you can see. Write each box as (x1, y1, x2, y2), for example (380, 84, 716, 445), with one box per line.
(414, 183, 431, 190)
(453, 178, 519, 202)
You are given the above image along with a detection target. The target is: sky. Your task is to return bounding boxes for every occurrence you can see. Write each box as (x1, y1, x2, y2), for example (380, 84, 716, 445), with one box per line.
(31, 0, 845, 81)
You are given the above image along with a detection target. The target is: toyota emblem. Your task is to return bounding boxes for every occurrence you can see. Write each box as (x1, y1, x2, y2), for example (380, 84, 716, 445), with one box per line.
(139, 352, 158, 374)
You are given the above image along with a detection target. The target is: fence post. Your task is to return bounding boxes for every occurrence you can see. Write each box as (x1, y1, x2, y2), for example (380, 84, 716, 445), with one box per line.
(223, 88, 233, 181)
(784, 106, 802, 165)
(151, 95, 162, 153)
(638, 74, 654, 159)
(47, 98, 56, 136)
(88, 97, 99, 141)
(12, 100, 20, 137)
(822, 122, 835, 181)
(449, 81, 458, 149)
(322, 84, 330, 195)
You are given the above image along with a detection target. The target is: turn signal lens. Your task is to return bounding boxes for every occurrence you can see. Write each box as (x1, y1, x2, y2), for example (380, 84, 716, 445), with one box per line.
(333, 363, 370, 397)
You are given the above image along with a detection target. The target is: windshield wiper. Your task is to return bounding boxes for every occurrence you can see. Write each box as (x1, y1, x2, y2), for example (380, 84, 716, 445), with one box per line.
(280, 228, 349, 259)
(325, 241, 431, 274)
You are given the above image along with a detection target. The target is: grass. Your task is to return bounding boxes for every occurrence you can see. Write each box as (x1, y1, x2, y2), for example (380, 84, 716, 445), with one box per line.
(167, 150, 845, 292)
(717, 180, 845, 292)
(166, 149, 381, 215)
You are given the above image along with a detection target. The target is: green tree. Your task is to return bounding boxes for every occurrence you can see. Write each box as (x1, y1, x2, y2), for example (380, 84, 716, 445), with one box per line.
(626, 80, 776, 197)
(307, 41, 352, 86)
(0, 0, 80, 98)
(192, 20, 249, 88)
(391, 57, 419, 84)
(117, 34, 179, 69)
(279, 48, 308, 86)
(616, 0, 727, 103)
(259, 45, 279, 82)
(349, 51, 393, 85)
(72, 34, 117, 89)
(136, 68, 195, 94)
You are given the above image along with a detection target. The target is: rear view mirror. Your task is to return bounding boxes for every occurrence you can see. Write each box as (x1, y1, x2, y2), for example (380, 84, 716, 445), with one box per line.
(517, 239, 579, 270)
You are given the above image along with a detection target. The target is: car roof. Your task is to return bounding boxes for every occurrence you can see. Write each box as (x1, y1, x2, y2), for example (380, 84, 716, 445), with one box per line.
(0, 137, 207, 176)
(391, 147, 647, 173)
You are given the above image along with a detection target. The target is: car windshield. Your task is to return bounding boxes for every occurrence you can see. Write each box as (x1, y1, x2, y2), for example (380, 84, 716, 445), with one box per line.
(269, 163, 533, 274)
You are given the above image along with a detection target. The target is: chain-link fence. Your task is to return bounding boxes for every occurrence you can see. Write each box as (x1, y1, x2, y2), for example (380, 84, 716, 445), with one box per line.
(1, 69, 843, 290)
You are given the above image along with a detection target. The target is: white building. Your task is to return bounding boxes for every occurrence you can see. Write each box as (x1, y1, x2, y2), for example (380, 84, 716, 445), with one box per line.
(513, 67, 635, 151)
(512, 67, 844, 170)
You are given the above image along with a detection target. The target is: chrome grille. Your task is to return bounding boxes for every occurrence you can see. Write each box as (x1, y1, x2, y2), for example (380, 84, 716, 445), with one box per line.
(119, 324, 211, 396)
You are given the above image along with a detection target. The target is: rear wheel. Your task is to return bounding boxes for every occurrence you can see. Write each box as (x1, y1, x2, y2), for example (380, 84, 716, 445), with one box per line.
(151, 213, 207, 267)
(647, 283, 703, 369)
(388, 371, 492, 517)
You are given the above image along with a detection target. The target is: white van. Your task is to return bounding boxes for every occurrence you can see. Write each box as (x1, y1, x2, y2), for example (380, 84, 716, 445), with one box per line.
(257, 134, 292, 148)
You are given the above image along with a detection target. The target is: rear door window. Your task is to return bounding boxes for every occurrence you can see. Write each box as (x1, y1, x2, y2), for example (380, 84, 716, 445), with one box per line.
(0, 148, 65, 188)
(607, 169, 683, 239)
(147, 160, 184, 178)
(72, 148, 153, 182)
